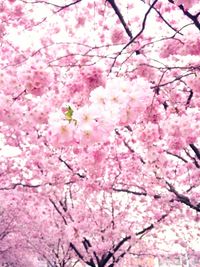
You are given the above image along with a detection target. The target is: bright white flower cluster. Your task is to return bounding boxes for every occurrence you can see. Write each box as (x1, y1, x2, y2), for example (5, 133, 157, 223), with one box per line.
(48, 77, 153, 147)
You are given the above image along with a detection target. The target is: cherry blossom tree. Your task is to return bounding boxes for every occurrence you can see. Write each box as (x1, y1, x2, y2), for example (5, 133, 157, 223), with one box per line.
(0, 0, 200, 266)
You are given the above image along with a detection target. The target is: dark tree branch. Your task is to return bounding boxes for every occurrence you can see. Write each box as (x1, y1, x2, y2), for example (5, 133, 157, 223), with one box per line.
(93, 251, 101, 266)
(0, 231, 9, 241)
(110, 0, 158, 71)
(82, 238, 92, 252)
(57, 0, 82, 12)
(189, 144, 200, 160)
(107, 0, 133, 39)
(184, 148, 200, 168)
(70, 242, 95, 267)
(49, 198, 68, 225)
(166, 151, 188, 163)
(168, 0, 200, 31)
(112, 187, 147, 196)
(136, 224, 154, 236)
(184, 147, 200, 168)
(71, 239, 96, 267)
(13, 90, 26, 101)
(100, 236, 131, 266)
(136, 213, 168, 237)
(59, 156, 73, 171)
(112, 184, 161, 199)
(20, 0, 82, 10)
(0, 183, 41, 190)
(114, 245, 132, 264)
(59, 156, 86, 178)
(166, 181, 200, 212)
(153, 6, 183, 35)
(115, 129, 145, 164)
(70, 243, 84, 262)
(186, 90, 193, 105)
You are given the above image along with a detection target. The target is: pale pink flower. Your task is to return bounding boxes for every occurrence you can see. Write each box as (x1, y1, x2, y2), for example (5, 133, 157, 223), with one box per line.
(89, 86, 107, 107)
(77, 125, 98, 145)
(73, 105, 97, 126)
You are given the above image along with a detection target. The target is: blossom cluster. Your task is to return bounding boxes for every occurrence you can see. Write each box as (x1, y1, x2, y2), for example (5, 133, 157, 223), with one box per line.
(162, 112, 200, 151)
(48, 78, 153, 147)
(17, 63, 54, 96)
(173, 0, 199, 10)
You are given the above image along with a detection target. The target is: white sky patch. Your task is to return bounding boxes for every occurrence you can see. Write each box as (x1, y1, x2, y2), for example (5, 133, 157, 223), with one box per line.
(30, 179, 42, 186)
(0, 133, 5, 148)
(0, 133, 21, 157)
(0, 145, 21, 157)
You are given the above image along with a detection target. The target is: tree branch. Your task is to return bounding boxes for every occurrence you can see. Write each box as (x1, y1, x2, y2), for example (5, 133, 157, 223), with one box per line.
(136, 213, 168, 237)
(100, 236, 131, 266)
(70, 243, 84, 261)
(168, 0, 200, 31)
(110, 0, 158, 71)
(166, 181, 200, 212)
(107, 0, 132, 39)
(49, 198, 68, 225)
(153, 6, 183, 35)
(20, 0, 82, 10)
(112, 187, 147, 196)
(189, 144, 200, 160)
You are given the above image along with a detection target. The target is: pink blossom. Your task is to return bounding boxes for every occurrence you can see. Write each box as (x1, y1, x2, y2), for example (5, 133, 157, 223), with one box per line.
(111, 27, 126, 44)
(18, 63, 53, 96)
(73, 105, 97, 127)
(80, 66, 105, 91)
(89, 86, 107, 108)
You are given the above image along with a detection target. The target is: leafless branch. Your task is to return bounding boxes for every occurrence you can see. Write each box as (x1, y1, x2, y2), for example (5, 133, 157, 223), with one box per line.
(107, 0, 132, 39)
(168, 0, 200, 31)
(166, 181, 200, 212)
(110, 0, 158, 72)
